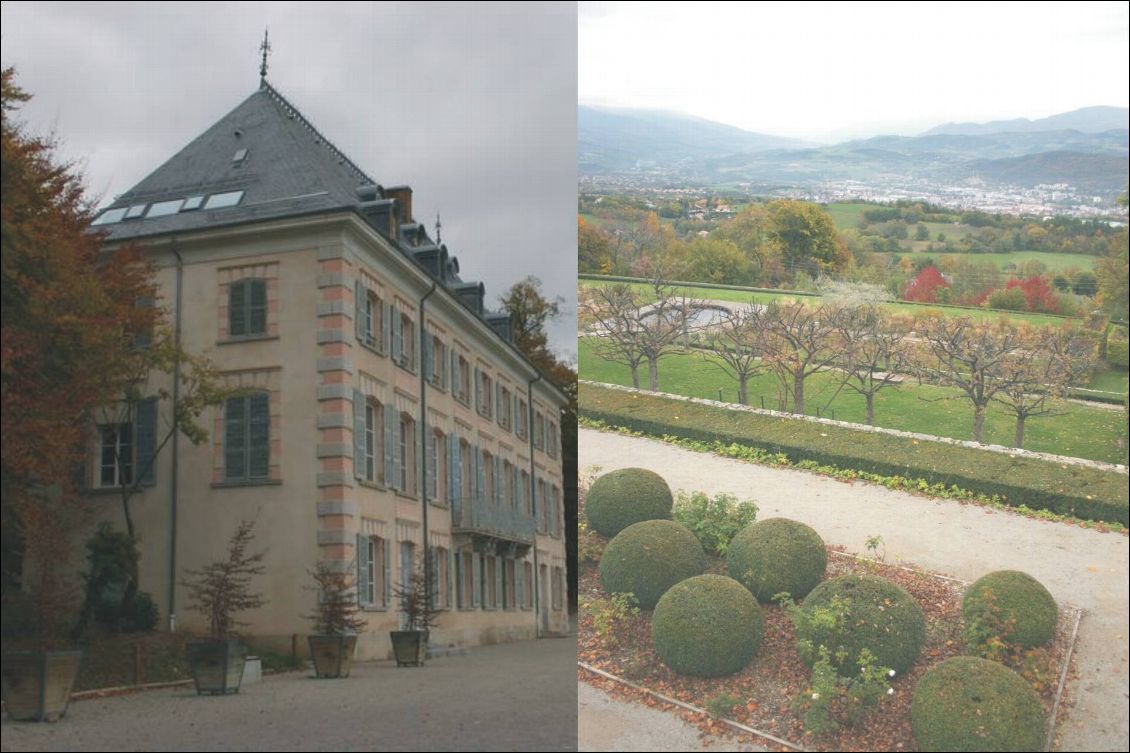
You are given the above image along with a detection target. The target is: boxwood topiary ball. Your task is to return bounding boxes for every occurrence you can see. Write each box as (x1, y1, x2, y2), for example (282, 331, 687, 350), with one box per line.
(585, 468, 673, 538)
(963, 570, 1058, 649)
(797, 574, 926, 676)
(599, 520, 706, 610)
(726, 518, 826, 602)
(652, 574, 762, 678)
(912, 656, 1045, 752)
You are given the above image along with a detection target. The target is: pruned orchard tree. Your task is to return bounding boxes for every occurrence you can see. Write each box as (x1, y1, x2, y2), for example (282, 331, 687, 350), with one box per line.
(579, 283, 647, 388)
(636, 277, 700, 392)
(911, 315, 1024, 443)
(706, 304, 764, 405)
(830, 305, 911, 425)
(755, 301, 841, 415)
(992, 326, 1097, 449)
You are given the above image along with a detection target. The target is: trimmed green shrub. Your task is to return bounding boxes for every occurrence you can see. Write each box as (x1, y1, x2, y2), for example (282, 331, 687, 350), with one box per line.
(598, 520, 706, 609)
(797, 574, 925, 676)
(651, 574, 762, 677)
(963, 570, 1058, 650)
(585, 468, 674, 537)
(579, 382, 1129, 525)
(726, 518, 826, 602)
(912, 656, 1045, 752)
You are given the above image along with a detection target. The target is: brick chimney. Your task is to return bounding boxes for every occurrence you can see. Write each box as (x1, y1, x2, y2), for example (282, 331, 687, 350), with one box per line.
(384, 185, 413, 225)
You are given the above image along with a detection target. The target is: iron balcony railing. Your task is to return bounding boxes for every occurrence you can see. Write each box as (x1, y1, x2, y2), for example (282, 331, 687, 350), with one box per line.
(450, 495, 536, 542)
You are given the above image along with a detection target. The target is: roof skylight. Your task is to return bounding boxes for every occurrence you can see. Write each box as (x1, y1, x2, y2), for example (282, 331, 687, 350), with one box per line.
(124, 204, 148, 219)
(203, 190, 245, 210)
(146, 199, 183, 218)
(182, 196, 205, 211)
(91, 207, 128, 226)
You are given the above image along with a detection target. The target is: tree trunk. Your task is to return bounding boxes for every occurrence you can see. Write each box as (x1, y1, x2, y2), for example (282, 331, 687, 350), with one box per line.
(1013, 415, 1026, 449)
(629, 365, 640, 389)
(865, 393, 875, 425)
(648, 358, 659, 391)
(972, 406, 986, 443)
(793, 372, 805, 415)
(738, 377, 748, 406)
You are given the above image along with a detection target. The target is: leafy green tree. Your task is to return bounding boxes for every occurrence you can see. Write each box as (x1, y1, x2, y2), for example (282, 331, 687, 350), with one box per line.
(765, 200, 850, 280)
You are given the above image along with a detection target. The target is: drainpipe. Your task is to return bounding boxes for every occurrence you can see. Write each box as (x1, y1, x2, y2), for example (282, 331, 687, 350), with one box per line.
(418, 282, 438, 613)
(526, 372, 542, 638)
(168, 240, 183, 632)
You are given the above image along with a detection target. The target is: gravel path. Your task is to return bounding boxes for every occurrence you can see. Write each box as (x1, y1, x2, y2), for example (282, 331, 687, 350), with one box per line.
(2, 637, 577, 752)
(579, 427, 1130, 752)
(578, 680, 764, 752)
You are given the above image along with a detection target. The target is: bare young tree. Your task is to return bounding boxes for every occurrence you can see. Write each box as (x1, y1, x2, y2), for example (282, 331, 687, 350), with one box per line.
(636, 277, 699, 392)
(992, 327, 1098, 448)
(911, 316, 1024, 443)
(755, 301, 841, 415)
(706, 304, 764, 405)
(830, 305, 911, 425)
(579, 283, 647, 388)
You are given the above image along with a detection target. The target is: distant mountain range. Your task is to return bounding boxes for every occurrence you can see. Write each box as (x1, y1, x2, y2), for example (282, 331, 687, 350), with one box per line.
(579, 105, 1129, 195)
(923, 106, 1128, 136)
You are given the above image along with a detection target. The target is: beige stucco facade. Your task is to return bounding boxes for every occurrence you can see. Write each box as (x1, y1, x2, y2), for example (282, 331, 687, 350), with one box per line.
(84, 211, 569, 659)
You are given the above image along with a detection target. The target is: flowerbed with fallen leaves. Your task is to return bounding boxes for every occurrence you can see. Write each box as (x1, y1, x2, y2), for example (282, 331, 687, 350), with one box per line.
(579, 543, 1077, 751)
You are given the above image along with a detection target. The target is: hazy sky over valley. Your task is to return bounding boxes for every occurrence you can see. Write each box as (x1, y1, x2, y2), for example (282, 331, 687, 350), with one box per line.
(580, 1, 1130, 141)
(1, 2, 578, 357)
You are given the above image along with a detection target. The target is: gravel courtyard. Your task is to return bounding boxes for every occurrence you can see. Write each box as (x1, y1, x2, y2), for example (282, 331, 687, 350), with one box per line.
(2, 637, 577, 752)
(578, 427, 1130, 752)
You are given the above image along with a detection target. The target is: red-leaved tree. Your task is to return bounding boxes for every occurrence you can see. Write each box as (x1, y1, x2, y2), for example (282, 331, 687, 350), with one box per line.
(904, 266, 950, 304)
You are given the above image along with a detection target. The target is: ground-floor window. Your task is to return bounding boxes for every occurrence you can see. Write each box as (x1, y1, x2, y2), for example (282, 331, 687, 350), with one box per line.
(551, 565, 563, 611)
(484, 555, 498, 609)
(523, 562, 534, 609)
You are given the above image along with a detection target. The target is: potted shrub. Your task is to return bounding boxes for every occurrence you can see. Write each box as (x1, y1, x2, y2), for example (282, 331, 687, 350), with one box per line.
(1, 501, 83, 722)
(389, 558, 439, 667)
(304, 562, 364, 678)
(179, 519, 266, 695)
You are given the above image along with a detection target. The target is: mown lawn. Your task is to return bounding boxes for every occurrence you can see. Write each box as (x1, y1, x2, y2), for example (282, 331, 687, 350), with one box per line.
(579, 339, 1127, 465)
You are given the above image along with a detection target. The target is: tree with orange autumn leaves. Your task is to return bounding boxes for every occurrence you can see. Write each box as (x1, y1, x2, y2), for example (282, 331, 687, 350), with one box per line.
(1, 68, 158, 636)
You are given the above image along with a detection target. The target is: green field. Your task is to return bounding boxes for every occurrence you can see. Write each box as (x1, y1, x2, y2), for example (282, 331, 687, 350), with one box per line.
(579, 339, 1126, 465)
(578, 277, 1076, 327)
(1089, 368, 1130, 395)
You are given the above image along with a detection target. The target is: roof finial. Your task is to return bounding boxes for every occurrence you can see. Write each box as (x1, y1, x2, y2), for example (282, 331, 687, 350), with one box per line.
(435, 211, 442, 244)
(259, 28, 272, 84)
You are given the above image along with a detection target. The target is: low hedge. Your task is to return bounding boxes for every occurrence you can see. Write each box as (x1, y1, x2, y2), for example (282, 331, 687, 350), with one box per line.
(580, 383, 1129, 525)
(912, 656, 1045, 752)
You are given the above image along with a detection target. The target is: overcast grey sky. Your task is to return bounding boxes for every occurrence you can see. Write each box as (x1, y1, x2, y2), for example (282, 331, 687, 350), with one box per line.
(1, 1, 578, 358)
(580, 1, 1130, 141)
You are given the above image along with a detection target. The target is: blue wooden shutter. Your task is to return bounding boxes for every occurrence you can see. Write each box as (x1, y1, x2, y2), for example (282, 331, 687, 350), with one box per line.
(381, 301, 392, 354)
(136, 398, 158, 486)
(382, 539, 392, 607)
(353, 390, 366, 480)
(428, 546, 439, 609)
(447, 433, 458, 509)
(493, 456, 502, 506)
(229, 281, 246, 337)
(446, 549, 454, 609)
(423, 331, 434, 382)
(384, 408, 397, 490)
(472, 552, 482, 607)
(473, 446, 484, 502)
(354, 280, 366, 343)
(392, 308, 403, 363)
(248, 392, 270, 478)
(516, 560, 525, 609)
(440, 344, 448, 390)
(357, 534, 371, 607)
(494, 556, 503, 609)
(248, 279, 267, 335)
(426, 430, 436, 501)
(224, 396, 246, 479)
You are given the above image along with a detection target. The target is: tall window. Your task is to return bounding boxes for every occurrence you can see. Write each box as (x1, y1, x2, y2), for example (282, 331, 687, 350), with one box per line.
(364, 401, 380, 483)
(429, 335, 446, 389)
(229, 278, 267, 337)
(460, 440, 473, 503)
(521, 470, 532, 517)
(517, 398, 529, 439)
(484, 555, 498, 608)
(398, 414, 415, 494)
(483, 450, 494, 504)
(358, 535, 387, 608)
(502, 459, 514, 509)
(428, 429, 446, 504)
(362, 290, 382, 349)
(498, 386, 512, 430)
(99, 423, 133, 487)
(476, 370, 493, 419)
(547, 421, 558, 458)
(504, 559, 516, 609)
(395, 313, 416, 371)
(456, 355, 471, 404)
(523, 562, 534, 609)
(459, 550, 474, 608)
(533, 412, 545, 451)
(225, 392, 270, 481)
